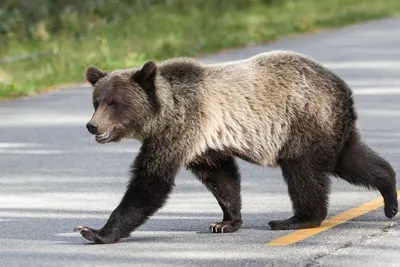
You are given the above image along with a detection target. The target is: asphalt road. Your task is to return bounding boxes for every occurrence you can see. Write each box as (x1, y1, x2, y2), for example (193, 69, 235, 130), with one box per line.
(1, 17, 400, 267)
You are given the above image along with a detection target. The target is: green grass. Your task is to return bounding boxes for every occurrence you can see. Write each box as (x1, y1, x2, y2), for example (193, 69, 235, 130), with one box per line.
(1, 0, 400, 99)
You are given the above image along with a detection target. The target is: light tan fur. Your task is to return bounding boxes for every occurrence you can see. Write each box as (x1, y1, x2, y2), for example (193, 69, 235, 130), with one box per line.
(149, 51, 346, 167)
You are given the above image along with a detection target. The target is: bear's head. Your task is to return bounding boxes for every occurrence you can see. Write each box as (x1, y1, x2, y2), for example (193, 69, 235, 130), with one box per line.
(85, 61, 160, 143)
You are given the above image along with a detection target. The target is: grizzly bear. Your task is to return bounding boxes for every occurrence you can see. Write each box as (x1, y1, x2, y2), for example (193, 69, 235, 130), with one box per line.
(74, 50, 398, 244)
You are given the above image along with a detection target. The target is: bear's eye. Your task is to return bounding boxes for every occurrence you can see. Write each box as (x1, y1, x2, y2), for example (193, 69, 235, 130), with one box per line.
(93, 100, 100, 110)
(109, 100, 118, 107)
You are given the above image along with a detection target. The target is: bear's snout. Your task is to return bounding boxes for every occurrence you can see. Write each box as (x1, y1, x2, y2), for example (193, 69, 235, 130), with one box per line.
(86, 120, 98, 135)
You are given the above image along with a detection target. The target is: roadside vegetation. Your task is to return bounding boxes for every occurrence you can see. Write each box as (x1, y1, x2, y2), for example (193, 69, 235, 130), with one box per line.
(1, 0, 400, 99)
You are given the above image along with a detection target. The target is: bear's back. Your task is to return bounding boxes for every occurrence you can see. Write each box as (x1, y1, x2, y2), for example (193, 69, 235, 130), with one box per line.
(188, 51, 355, 166)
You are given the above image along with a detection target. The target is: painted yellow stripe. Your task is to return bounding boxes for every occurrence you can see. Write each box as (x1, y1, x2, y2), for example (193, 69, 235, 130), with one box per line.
(267, 190, 400, 246)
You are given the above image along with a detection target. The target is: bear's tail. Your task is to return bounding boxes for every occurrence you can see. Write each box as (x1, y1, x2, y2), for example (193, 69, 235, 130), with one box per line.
(335, 128, 398, 219)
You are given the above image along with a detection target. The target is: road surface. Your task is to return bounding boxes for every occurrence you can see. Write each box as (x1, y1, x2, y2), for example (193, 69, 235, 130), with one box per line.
(1, 17, 400, 267)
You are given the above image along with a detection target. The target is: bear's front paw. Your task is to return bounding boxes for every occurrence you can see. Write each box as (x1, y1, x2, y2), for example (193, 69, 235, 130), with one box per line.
(74, 226, 119, 244)
(209, 220, 242, 233)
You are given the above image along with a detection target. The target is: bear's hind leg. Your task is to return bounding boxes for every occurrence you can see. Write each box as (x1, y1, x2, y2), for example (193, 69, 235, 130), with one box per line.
(188, 153, 242, 233)
(269, 159, 330, 230)
(335, 129, 398, 219)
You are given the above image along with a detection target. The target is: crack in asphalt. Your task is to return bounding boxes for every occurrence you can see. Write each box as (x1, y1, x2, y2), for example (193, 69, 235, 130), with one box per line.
(303, 221, 398, 267)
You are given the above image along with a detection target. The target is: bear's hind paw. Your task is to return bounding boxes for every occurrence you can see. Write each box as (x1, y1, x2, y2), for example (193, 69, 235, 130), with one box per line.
(268, 216, 322, 230)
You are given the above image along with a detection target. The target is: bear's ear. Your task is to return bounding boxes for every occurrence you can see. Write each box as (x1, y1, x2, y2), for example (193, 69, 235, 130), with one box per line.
(85, 66, 107, 86)
(131, 61, 157, 89)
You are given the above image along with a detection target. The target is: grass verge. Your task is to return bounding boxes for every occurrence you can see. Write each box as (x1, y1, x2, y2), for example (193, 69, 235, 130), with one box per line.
(1, 0, 400, 100)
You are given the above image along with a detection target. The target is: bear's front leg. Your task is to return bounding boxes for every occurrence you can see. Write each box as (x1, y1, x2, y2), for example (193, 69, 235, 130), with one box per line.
(74, 139, 185, 244)
(188, 152, 242, 234)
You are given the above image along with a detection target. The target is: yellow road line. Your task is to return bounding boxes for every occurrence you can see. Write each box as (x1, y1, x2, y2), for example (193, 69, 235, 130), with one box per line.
(267, 190, 400, 246)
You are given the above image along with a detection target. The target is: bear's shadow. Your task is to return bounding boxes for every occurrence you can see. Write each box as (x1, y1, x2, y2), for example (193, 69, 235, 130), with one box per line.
(0, 208, 296, 244)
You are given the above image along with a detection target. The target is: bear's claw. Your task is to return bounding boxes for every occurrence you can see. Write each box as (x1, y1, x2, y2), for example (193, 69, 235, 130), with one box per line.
(74, 225, 112, 244)
(209, 220, 241, 233)
(74, 226, 89, 232)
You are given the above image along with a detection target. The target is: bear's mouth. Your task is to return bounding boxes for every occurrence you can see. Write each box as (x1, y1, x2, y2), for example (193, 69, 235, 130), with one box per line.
(96, 131, 112, 143)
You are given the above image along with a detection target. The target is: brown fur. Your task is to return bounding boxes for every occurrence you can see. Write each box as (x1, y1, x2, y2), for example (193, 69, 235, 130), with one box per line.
(76, 50, 397, 244)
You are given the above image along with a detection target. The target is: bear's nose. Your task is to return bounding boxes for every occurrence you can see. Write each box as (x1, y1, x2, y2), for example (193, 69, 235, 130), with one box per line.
(86, 121, 98, 135)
